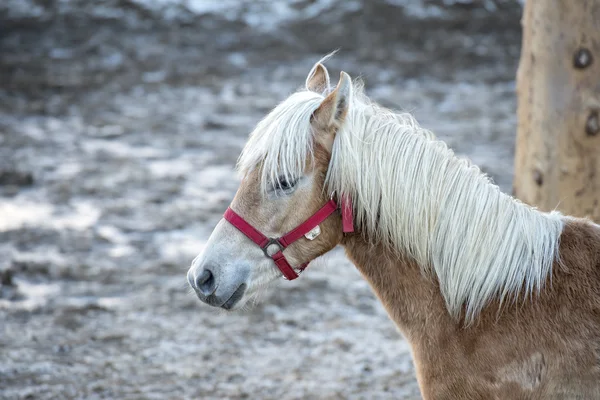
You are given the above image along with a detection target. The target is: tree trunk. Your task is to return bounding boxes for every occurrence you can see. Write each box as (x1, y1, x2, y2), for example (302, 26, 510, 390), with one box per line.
(513, 0, 600, 220)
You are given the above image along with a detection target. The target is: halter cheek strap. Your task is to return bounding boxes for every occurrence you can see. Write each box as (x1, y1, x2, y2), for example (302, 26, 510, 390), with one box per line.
(223, 197, 354, 280)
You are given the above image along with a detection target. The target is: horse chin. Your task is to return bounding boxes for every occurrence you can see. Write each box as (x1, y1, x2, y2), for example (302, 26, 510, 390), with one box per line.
(220, 283, 247, 310)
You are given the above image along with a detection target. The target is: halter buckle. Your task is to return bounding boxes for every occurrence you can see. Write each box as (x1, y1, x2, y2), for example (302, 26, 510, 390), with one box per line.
(261, 238, 285, 258)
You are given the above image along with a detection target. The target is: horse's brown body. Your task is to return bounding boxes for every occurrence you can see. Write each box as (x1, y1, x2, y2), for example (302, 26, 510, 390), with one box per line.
(342, 219, 600, 399)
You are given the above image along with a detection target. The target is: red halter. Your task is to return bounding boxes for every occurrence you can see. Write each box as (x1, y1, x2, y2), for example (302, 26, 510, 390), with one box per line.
(223, 196, 354, 280)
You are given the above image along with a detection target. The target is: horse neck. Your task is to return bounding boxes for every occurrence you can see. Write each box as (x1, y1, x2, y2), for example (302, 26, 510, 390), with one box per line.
(330, 106, 564, 321)
(340, 233, 455, 340)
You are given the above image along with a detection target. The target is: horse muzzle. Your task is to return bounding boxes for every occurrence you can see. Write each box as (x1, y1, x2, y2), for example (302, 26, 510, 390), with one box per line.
(187, 264, 248, 310)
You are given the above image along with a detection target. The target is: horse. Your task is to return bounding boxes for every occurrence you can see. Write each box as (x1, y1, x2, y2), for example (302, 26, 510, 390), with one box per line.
(187, 59, 600, 399)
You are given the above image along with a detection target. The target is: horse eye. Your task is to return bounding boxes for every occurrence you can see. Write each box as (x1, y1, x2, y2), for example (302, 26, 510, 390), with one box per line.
(277, 177, 297, 191)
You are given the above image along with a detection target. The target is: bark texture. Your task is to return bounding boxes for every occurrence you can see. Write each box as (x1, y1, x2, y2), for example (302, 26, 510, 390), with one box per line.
(513, 0, 600, 220)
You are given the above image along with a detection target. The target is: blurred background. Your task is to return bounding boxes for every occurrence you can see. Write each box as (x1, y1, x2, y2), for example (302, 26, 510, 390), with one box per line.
(1, 1, 523, 398)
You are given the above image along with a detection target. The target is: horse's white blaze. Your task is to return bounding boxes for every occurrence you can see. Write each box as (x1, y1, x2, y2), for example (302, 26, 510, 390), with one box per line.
(238, 68, 564, 322)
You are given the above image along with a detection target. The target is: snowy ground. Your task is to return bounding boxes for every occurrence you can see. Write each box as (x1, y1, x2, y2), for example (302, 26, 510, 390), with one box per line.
(1, 1, 522, 398)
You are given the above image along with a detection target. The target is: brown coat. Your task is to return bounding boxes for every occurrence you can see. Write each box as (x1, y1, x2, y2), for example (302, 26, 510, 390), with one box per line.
(341, 219, 600, 399)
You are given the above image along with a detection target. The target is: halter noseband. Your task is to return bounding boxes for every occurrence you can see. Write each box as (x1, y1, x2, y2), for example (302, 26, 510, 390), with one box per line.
(223, 196, 354, 280)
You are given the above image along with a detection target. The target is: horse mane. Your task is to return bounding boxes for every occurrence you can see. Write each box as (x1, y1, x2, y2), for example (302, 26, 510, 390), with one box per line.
(237, 70, 564, 322)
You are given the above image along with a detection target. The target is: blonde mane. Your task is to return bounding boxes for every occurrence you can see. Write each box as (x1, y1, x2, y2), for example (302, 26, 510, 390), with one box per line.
(238, 73, 564, 322)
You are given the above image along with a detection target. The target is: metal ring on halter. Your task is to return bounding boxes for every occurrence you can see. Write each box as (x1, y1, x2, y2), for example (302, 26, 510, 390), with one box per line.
(261, 238, 285, 258)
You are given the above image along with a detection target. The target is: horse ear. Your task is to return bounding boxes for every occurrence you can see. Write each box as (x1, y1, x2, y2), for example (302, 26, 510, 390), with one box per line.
(305, 63, 330, 94)
(311, 71, 352, 152)
(312, 71, 351, 127)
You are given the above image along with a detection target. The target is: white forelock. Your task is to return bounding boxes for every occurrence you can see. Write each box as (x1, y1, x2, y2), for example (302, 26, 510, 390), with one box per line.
(238, 70, 564, 322)
(237, 90, 323, 192)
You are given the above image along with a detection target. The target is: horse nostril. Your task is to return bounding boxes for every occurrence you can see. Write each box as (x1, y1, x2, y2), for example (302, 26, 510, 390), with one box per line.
(195, 269, 216, 297)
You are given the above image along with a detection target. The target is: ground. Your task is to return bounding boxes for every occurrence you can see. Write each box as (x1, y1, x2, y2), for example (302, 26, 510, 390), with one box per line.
(1, 1, 522, 399)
